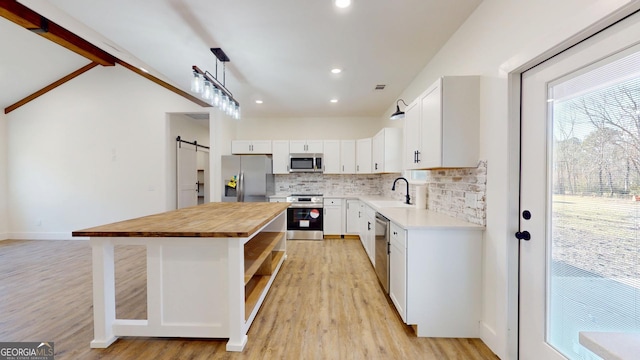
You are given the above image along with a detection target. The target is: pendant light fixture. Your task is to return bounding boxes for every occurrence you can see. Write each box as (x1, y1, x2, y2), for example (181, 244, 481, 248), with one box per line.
(191, 48, 241, 119)
(390, 99, 408, 120)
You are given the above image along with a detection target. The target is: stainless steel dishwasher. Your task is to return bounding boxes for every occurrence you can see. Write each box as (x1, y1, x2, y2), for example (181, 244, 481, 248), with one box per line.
(374, 212, 390, 293)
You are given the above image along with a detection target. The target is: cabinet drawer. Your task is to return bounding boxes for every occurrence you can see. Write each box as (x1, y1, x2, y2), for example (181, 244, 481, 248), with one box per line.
(390, 222, 406, 248)
(323, 198, 342, 206)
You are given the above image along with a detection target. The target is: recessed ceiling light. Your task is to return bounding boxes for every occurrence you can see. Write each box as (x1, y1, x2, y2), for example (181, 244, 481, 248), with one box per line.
(255, 100, 263, 104)
(331, 68, 342, 74)
(330, 99, 339, 103)
(335, 0, 351, 8)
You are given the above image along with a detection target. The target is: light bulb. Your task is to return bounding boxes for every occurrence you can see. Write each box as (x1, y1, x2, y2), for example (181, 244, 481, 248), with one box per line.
(335, 0, 351, 8)
(234, 104, 240, 120)
(221, 94, 229, 112)
(202, 80, 212, 100)
(227, 101, 234, 116)
(191, 72, 203, 93)
(212, 88, 221, 107)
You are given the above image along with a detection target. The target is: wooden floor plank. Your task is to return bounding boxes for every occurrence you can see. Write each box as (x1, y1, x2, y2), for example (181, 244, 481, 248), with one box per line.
(0, 239, 499, 359)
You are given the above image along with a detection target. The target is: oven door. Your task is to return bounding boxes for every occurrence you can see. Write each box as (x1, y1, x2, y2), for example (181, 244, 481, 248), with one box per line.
(287, 206, 324, 240)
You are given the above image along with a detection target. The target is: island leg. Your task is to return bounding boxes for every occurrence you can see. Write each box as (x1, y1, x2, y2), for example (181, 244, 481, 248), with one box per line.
(226, 238, 247, 352)
(90, 238, 118, 348)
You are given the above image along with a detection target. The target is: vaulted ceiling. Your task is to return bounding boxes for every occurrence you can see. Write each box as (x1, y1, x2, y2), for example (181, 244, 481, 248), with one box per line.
(1, 0, 482, 117)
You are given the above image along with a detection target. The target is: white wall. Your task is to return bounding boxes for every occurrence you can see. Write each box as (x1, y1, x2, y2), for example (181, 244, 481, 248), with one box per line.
(6, 64, 206, 239)
(236, 116, 386, 140)
(0, 112, 8, 240)
(210, 109, 237, 201)
(384, 0, 640, 358)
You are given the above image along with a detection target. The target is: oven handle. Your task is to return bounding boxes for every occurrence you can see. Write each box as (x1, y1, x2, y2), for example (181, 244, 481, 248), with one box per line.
(288, 204, 324, 209)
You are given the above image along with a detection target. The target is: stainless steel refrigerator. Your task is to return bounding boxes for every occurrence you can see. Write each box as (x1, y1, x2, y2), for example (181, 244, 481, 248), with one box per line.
(221, 155, 275, 202)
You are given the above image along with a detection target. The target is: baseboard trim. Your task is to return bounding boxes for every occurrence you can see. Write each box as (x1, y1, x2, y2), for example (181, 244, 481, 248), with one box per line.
(0, 233, 8, 241)
(480, 321, 503, 359)
(8, 232, 88, 241)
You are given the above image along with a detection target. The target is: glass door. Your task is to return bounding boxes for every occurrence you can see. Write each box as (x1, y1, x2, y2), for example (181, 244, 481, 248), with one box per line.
(520, 12, 640, 359)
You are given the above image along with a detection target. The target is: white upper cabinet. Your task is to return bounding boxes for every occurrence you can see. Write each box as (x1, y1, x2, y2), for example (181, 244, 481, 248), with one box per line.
(323, 140, 341, 174)
(289, 140, 323, 153)
(372, 127, 402, 173)
(356, 138, 372, 174)
(231, 140, 272, 154)
(272, 140, 290, 174)
(340, 140, 356, 174)
(404, 76, 479, 169)
(404, 100, 421, 169)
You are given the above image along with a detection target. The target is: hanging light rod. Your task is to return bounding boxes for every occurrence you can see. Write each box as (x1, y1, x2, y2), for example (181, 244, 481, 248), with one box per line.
(191, 47, 240, 119)
(210, 47, 230, 62)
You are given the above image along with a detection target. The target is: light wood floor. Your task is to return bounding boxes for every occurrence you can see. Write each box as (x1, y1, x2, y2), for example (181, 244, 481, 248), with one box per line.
(0, 239, 499, 359)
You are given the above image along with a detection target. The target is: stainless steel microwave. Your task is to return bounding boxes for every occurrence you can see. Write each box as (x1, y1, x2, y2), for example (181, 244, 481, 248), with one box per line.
(289, 153, 323, 173)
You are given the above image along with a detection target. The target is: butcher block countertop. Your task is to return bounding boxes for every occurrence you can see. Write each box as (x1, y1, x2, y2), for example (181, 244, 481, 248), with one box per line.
(72, 202, 290, 238)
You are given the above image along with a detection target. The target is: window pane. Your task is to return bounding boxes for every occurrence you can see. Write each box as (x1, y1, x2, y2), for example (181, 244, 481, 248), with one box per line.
(549, 49, 640, 359)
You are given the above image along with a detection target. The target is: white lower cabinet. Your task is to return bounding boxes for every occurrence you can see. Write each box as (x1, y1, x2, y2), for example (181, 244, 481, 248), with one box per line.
(360, 204, 376, 265)
(345, 199, 360, 234)
(323, 198, 343, 236)
(399, 227, 483, 337)
(389, 222, 407, 322)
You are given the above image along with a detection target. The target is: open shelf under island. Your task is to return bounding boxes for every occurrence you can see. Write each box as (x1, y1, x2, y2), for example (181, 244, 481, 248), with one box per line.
(72, 202, 290, 352)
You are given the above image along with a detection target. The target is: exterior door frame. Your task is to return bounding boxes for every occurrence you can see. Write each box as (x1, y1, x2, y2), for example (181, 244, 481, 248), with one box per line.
(504, 3, 640, 358)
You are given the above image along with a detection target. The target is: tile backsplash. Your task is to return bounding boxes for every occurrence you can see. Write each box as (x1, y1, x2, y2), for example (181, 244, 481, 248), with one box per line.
(275, 173, 382, 195)
(275, 160, 487, 225)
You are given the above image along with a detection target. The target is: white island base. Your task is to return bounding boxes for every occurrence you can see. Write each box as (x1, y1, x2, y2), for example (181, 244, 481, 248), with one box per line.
(74, 203, 289, 352)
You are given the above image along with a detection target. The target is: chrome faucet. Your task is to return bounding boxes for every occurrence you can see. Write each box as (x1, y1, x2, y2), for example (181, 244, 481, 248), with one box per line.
(392, 177, 411, 205)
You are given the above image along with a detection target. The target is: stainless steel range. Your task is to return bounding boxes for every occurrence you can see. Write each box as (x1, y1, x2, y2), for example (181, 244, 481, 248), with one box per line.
(286, 194, 323, 240)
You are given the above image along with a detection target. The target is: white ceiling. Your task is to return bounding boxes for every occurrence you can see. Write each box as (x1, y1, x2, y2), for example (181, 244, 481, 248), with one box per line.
(4, 0, 482, 118)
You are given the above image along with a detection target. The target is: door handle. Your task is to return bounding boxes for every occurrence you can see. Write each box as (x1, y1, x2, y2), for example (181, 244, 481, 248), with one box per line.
(515, 231, 531, 241)
(367, 221, 371, 231)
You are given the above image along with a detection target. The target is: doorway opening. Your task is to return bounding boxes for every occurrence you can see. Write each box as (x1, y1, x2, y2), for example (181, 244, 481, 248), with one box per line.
(169, 113, 210, 209)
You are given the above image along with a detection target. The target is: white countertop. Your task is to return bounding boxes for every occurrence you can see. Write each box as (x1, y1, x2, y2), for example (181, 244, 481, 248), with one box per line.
(269, 194, 484, 230)
(357, 196, 484, 230)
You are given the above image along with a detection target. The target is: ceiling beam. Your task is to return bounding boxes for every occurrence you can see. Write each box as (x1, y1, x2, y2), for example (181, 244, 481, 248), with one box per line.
(0, 0, 116, 66)
(116, 60, 211, 108)
(0, 0, 210, 112)
(4, 62, 99, 114)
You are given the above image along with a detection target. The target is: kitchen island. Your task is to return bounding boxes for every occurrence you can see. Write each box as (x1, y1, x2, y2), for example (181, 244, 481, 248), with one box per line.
(73, 202, 290, 352)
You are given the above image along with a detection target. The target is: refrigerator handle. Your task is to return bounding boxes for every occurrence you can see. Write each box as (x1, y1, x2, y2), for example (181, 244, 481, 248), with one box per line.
(238, 172, 245, 202)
